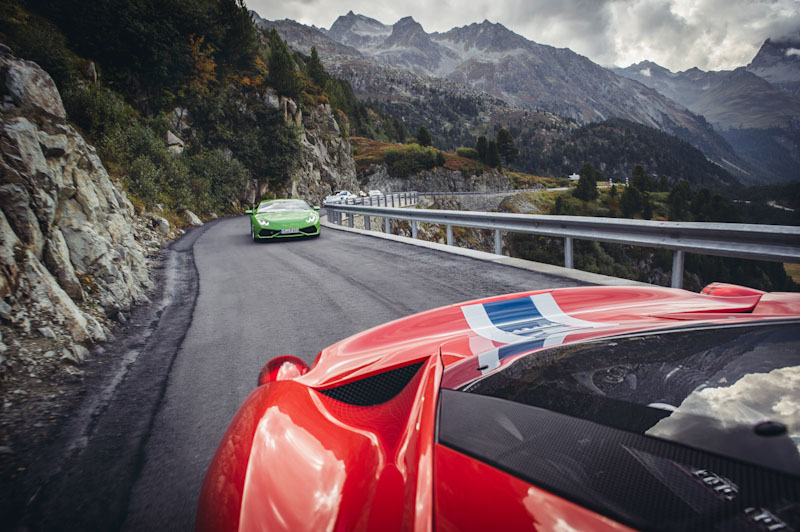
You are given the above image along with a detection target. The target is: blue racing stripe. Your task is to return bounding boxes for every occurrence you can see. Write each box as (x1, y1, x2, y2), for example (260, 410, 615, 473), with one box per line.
(483, 297, 551, 336)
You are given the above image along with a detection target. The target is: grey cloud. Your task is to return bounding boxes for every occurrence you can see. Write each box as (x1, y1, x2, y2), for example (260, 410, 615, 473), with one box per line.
(246, 0, 800, 71)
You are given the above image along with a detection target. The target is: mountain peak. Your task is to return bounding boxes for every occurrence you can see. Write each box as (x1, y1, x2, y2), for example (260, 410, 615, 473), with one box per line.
(394, 16, 421, 29)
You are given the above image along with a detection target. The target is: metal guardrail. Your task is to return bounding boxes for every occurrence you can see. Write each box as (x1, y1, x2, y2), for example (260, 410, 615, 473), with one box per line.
(325, 204, 800, 289)
(326, 192, 420, 208)
(420, 188, 544, 197)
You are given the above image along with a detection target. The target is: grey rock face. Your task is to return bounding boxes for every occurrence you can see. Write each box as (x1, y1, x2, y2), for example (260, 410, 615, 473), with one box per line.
(0, 50, 162, 379)
(289, 103, 359, 206)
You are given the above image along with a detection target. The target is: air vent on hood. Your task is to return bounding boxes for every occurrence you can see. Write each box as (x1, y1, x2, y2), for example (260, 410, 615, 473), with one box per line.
(318, 361, 423, 406)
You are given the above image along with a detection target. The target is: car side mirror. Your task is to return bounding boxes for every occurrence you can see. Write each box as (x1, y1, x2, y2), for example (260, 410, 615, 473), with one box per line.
(313, 206, 320, 211)
(257, 355, 310, 386)
(245, 209, 253, 214)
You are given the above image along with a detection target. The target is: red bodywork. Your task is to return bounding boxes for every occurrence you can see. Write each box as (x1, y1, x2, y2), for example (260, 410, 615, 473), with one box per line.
(196, 284, 800, 531)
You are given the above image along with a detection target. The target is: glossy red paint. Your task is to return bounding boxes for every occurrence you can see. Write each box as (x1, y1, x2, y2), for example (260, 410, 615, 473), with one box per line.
(434, 444, 633, 531)
(256, 355, 309, 386)
(198, 356, 442, 531)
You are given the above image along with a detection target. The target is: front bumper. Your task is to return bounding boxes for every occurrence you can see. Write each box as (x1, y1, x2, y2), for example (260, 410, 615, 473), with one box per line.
(254, 224, 320, 239)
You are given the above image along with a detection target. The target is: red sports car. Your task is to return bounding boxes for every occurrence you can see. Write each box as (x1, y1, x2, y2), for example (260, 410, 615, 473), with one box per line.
(196, 283, 800, 531)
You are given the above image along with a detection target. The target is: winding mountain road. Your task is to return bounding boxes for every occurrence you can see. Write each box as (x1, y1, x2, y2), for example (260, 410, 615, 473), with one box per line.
(13, 215, 588, 530)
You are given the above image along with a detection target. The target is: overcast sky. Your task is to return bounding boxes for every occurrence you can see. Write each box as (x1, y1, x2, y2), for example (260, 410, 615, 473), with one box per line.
(246, 0, 800, 72)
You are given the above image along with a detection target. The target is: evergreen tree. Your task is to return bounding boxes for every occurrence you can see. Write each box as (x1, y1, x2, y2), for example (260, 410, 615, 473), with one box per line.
(436, 151, 446, 167)
(668, 179, 692, 220)
(487, 140, 502, 168)
(631, 164, 655, 192)
(620, 186, 643, 217)
(393, 119, 408, 143)
(609, 184, 618, 197)
(496, 128, 518, 165)
(307, 46, 327, 87)
(573, 162, 599, 201)
(475, 136, 488, 163)
(642, 192, 653, 219)
(416, 125, 432, 147)
(267, 29, 302, 99)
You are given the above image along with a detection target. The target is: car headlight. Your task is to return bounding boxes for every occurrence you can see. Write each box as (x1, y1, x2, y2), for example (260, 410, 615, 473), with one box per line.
(305, 213, 318, 224)
(256, 217, 270, 226)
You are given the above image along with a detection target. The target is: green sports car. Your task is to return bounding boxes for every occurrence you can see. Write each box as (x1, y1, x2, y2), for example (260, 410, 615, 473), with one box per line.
(246, 199, 321, 241)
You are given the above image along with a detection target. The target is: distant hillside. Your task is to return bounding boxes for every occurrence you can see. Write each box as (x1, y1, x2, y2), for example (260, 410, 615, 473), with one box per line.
(516, 118, 738, 188)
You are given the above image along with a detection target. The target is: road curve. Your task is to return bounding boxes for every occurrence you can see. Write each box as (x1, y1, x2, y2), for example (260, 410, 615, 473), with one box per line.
(11, 215, 589, 531)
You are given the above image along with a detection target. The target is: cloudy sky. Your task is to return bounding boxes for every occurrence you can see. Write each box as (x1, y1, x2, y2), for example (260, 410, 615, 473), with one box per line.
(246, 0, 800, 72)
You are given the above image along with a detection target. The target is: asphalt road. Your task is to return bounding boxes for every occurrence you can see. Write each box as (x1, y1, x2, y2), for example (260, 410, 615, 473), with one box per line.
(12, 215, 588, 530)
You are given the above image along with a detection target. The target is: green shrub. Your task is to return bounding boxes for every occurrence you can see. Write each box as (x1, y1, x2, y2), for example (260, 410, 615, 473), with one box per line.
(382, 144, 438, 177)
(456, 147, 479, 159)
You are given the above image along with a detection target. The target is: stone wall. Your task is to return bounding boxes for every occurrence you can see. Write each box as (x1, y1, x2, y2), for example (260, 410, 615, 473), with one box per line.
(362, 164, 511, 194)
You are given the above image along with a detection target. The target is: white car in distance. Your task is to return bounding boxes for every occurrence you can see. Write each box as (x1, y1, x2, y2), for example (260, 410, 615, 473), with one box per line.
(323, 190, 358, 205)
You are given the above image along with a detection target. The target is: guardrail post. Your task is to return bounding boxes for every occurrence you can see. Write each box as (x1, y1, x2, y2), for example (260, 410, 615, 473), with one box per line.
(385, 217, 391, 234)
(671, 250, 685, 289)
(564, 237, 574, 269)
(494, 229, 502, 255)
(412, 220, 418, 239)
(391, 194, 395, 207)
(446, 224, 453, 246)
(348, 212, 354, 228)
(365, 215, 371, 231)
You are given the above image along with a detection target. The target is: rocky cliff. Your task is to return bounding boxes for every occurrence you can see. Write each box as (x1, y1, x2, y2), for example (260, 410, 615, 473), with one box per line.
(242, 89, 359, 207)
(0, 49, 165, 380)
(290, 103, 359, 205)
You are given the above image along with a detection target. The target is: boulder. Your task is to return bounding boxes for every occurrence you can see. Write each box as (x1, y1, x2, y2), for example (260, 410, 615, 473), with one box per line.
(0, 54, 66, 119)
(184, 210, 203, 227)
(166, 130, 184, 155)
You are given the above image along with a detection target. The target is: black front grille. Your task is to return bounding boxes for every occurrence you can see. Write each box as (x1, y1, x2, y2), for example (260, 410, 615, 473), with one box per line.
(258, 229, 278, 237)
(318, 362, 423, 406)
(300, 225, 318, 234)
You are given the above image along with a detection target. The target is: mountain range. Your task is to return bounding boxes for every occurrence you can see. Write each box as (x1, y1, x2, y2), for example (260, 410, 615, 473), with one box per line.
(254, 11, 800, 185)
(613, 35, 800, 184)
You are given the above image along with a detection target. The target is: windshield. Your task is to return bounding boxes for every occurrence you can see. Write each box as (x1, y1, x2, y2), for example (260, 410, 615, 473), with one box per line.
(257, 200, 310, 213)
(459, 321, 800, 472)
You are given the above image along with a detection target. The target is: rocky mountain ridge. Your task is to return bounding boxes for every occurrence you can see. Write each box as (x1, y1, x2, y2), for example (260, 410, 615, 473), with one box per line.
(747, 35, 800, 95)
(255, 12, 753, 184)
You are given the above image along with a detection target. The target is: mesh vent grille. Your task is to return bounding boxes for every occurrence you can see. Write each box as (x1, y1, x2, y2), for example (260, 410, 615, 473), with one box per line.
(318, 362, 423, 406)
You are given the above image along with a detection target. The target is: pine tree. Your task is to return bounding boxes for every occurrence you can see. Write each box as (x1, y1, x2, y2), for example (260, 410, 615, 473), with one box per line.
(620, 186, 643, 217)
(416, 125, 432, 147)
(487, 140, 502, 168)
(475, 136, 488, 163)
(267, 29, 302, 99)
(496, 128, 518, 165)
(573, 163, 598, 201)
(307, 46, 327, 87)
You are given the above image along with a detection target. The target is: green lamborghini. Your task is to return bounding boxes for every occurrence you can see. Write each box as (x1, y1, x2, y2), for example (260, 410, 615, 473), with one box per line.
(246, 199, 321, 241)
